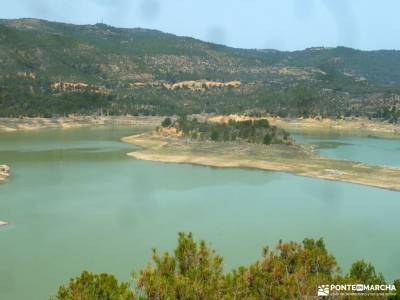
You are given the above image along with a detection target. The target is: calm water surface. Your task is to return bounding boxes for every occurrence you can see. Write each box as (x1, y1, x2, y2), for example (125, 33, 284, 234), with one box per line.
(292, 130, 400, 167)
(0, 126, 399, 300)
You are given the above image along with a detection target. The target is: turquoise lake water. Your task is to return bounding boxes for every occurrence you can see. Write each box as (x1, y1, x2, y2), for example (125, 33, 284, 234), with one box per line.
(292, 131, 400, 167)
(0, 126, 399, 299)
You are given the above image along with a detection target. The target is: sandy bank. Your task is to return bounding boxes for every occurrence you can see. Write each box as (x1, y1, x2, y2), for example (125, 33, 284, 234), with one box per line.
(0, 220, 9, 226)
(0, 116, 163, 132)
(269, 117, 400, 138)
(122, 133, 400, 192)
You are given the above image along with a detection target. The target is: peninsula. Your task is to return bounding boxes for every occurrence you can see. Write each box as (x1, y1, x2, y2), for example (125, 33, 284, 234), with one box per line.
(122, 117, 400, 191)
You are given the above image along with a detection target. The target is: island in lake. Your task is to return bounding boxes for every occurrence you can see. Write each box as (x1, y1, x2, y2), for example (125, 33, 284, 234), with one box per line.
(123, 116, 400, 191)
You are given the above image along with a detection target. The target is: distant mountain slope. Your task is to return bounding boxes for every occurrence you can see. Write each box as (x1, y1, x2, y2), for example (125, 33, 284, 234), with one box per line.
(0, 18, 399, 120)
(0, 18, 280, 83)
(287, 47, 400, 85)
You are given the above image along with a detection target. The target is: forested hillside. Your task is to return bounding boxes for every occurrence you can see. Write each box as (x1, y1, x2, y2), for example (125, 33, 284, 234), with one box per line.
(0, 18, 399, 120)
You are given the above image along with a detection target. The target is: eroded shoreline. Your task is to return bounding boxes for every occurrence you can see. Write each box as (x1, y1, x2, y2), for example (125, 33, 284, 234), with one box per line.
(1, 115, 400, 139)
(122, 132, 400, 192)
(0, 116, 163, 132)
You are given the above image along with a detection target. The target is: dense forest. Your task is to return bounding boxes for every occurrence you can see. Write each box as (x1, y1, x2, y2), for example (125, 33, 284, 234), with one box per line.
(162, 116, 292, 145)
(51, 233, 399, 300)
(0, 18, 400, 120)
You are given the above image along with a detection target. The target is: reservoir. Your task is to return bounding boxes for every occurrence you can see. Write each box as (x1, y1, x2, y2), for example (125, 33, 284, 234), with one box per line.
(0, 126, 399, 300)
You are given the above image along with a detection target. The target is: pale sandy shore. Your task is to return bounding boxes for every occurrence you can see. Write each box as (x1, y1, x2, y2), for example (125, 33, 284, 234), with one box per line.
(122, 133, 400, 192)
(0, 116, 163, 132)
(270, 117, 400, 138)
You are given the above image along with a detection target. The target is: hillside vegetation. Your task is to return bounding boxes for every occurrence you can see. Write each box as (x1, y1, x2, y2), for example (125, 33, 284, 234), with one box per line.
(0, 18, 399, 120)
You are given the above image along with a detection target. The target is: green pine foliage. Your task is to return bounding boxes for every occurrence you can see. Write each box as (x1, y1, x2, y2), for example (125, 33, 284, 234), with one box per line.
(167, 117, 292, 145)
(52, 233, 399, 300)
(51, 271, 135, 300)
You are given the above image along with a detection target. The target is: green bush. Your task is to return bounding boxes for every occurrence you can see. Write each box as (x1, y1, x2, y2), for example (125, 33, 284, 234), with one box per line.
(52, 233, 398, 300)
(51, 271, 135, 300)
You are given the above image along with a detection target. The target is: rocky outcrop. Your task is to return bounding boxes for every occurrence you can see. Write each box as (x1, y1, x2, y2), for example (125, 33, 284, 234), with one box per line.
(127, 80, 241, 91)
(0, 165, 10, 181)
(51, 81, 89, 90)
(51, 82, 110, 94)
(163, 80, 241, 91)
(0, 220, 9, 226)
